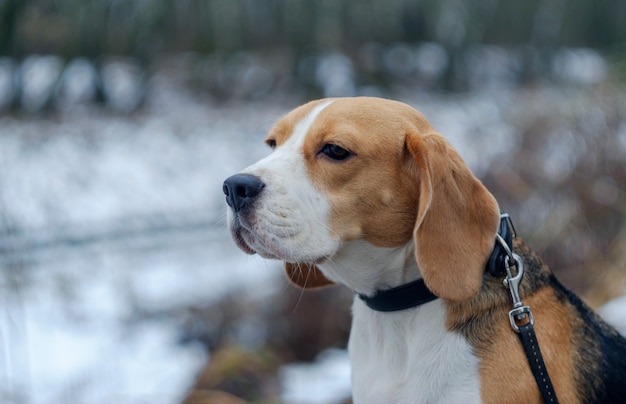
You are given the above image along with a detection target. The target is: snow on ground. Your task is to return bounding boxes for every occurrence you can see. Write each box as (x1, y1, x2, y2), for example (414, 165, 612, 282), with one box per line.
(1, 83, 625, 403)
(600, 293, 626, 336)
(0, 87, 289, 403)
(1, 231, 278, 403)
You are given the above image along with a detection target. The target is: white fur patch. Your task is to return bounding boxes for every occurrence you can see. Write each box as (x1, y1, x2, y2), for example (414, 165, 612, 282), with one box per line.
(350, 299, 482, 403)
(235, 100, 337, 262)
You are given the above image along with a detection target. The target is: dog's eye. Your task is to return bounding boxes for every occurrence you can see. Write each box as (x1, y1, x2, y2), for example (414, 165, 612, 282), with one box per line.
(266, 139, 277, 149)
(321, 144, 352, 161)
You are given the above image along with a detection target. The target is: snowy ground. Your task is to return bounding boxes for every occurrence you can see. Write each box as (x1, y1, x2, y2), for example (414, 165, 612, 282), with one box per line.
(1, 84, 290, 403)
(1, 81, 625, 403)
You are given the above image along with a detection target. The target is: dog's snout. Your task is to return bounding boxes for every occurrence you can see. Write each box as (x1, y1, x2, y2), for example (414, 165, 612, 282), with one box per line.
(223, 174, 265, 212)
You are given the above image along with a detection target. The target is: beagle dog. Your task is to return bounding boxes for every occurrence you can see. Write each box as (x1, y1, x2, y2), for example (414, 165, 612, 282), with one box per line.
(222, 97, 626, 403)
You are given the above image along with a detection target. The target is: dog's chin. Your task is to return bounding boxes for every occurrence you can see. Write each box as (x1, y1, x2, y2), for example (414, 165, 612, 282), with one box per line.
(230, 227, 258, 255)
(233, 234, 256, 255)
(231, 226, 282, 259)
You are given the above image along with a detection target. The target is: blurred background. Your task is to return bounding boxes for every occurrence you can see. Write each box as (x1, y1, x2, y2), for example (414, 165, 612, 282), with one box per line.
(1, 0, 625, 403)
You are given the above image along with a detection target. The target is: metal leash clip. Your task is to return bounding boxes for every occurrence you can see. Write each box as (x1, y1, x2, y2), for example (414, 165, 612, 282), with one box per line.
(503, 254, 534, 332)
(495, 233, 534, 333)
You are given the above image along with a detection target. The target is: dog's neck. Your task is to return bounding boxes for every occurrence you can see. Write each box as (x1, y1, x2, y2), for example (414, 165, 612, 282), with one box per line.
(317, 240, 421, 297)
(317, 240, 482, 402)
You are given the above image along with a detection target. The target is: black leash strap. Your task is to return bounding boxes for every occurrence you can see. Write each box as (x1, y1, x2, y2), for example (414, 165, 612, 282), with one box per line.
(495, 214, 559, 404)
(517, 322, 558, 403)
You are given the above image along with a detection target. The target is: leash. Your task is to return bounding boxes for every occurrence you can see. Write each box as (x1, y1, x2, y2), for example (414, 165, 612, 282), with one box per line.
(358, 213, 559, 403)
(493, 214, 558, 403)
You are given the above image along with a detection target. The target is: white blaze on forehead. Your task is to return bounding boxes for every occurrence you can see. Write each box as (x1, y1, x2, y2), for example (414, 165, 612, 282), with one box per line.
(286, 99, 335, 150)
(244, 99, 334, 173)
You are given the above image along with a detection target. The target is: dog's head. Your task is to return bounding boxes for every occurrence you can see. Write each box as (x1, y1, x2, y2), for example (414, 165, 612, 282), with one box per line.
(223, 97, 500, 302)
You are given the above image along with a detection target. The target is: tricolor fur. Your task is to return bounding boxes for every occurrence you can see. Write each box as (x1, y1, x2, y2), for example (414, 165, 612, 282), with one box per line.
(223, 97, 626, 403)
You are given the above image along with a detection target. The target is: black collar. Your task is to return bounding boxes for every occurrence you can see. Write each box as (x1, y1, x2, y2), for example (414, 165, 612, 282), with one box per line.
(358, 278, 437, 312)
(358, 213, 516, 312)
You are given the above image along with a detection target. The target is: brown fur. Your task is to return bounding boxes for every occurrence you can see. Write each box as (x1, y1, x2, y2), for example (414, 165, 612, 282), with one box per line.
(446, 238, 614, 403)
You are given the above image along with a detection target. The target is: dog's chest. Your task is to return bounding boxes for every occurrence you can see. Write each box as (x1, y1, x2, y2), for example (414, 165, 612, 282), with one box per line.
(349, 299, 482, 404)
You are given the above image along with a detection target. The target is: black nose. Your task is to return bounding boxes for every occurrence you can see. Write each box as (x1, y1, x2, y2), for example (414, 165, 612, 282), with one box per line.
(223, 174, 265, 212)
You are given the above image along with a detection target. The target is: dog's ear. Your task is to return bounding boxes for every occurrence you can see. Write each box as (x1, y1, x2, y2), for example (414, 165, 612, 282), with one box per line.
(284, 262, 335, 289)
(406, 132, 500, 302)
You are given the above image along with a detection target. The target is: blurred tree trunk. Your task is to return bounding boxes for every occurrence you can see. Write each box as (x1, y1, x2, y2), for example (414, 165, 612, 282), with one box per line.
(0, 0, 27, 55)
